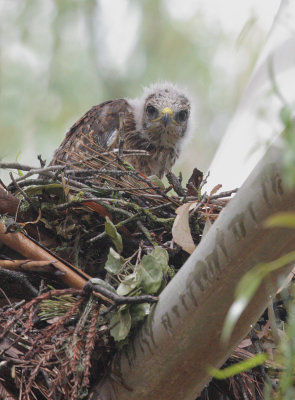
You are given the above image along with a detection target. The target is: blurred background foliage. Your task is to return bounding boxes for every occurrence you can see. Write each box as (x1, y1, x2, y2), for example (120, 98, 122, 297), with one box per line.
(0, 0, 273, 183)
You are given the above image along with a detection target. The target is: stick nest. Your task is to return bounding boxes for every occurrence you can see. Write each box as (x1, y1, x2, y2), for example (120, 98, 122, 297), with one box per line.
(0, 144, 239, 399)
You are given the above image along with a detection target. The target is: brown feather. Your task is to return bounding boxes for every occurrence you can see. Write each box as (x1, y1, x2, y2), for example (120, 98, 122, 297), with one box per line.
(50, 99, 135, 166)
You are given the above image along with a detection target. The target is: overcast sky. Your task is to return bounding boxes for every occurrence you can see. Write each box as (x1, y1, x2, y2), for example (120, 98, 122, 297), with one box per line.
(166, 0, 281, 32)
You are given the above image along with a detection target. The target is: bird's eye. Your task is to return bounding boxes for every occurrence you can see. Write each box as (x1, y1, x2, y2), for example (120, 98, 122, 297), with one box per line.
(176, 110, 188, 123)
(146, 105, 159, 119)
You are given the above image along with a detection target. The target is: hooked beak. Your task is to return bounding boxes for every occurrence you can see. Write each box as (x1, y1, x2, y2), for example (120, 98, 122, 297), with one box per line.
(160, 107, 173, 127)
(161, 112, 171, 127)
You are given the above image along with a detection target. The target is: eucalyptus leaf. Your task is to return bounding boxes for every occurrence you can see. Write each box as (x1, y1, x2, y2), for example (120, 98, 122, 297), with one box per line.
(139, 254, 163, 294)
(117, 273, 139, 296)
(105, 247, 124, 274)
(150, 246, 169, 274)
(105, 216, 123, 253)
(110, 308, 131, 342)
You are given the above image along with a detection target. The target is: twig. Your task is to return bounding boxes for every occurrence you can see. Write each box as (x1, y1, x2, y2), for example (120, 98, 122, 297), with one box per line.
(208, 188, 238, 200)
(136, 221, 155, 245)
(149, 202, 174, 211)
(8, 179, 56, 189)
(200, 171, 210, 189)
(6, 165, 66, 187)
(64, 169, 125, 176)
(59, 148, 148, 165)
(164, 185, 173, 194)
(0, 259, 57, 273)
(90, 184, 161, 192)
(9, 172, 37, 212)
(88, 213, 142, 243)
(105, 204, 133, 218)
(134, 170, 179, 205)
(84, 281, 158, 305)
(0, 162, 38, 171)
(56, 197, 174, 226)
(37, 154, 46, 168)
(166, 171, 186, 196)
(55, 197, 120, 211)
(66, 168, 141, 178)
(184, 190, 238, 203)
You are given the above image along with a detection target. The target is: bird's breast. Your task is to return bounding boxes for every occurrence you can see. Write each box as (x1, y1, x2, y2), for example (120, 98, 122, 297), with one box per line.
(149, 125, 180, 148)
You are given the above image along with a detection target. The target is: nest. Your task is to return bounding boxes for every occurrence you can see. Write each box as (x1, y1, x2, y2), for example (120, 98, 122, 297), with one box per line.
(0, 143, 277, 400)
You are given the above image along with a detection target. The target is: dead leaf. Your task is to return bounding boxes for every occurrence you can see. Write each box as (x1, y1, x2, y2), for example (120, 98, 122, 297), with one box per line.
(172, 202, 197, 254)
(209, 184, 222, 197)
(186, 168, 203, 195)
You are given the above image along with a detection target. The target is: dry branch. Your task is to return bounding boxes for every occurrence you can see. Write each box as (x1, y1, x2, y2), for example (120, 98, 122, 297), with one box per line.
(0, 220, 91, 288)
(0, 259, 57, 272)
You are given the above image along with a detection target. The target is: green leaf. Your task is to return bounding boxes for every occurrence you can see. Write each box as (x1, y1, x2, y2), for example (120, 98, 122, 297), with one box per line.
(110, 308, 132, 342)
(130, 303, 151, 325)
(264, 212, 295, 229)
(222, 251, 295, 342)
(207, 353, 268, 379)
(117, 273, 139, 296)
(137, 247, 169, 294)
(105, 248, 124, 274)
(105, 216, 123, 253)
(139, 254, 163, 294)
(150, 246, 169, 274)
(89, 278, 116, 293)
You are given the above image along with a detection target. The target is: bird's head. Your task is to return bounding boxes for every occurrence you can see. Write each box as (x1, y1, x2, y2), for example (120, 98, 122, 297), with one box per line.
(130, 82, 192, 147)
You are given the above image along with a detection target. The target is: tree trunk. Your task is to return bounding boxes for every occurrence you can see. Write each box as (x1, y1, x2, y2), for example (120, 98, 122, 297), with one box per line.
(91, 145, 295, 400)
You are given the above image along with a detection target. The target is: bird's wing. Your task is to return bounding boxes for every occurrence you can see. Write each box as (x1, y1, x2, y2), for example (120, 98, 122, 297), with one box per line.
(50, 99, 135, 165)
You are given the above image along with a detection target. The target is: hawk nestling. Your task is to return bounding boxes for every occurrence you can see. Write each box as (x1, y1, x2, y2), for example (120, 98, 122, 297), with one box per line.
(50, 82, 193, 178)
